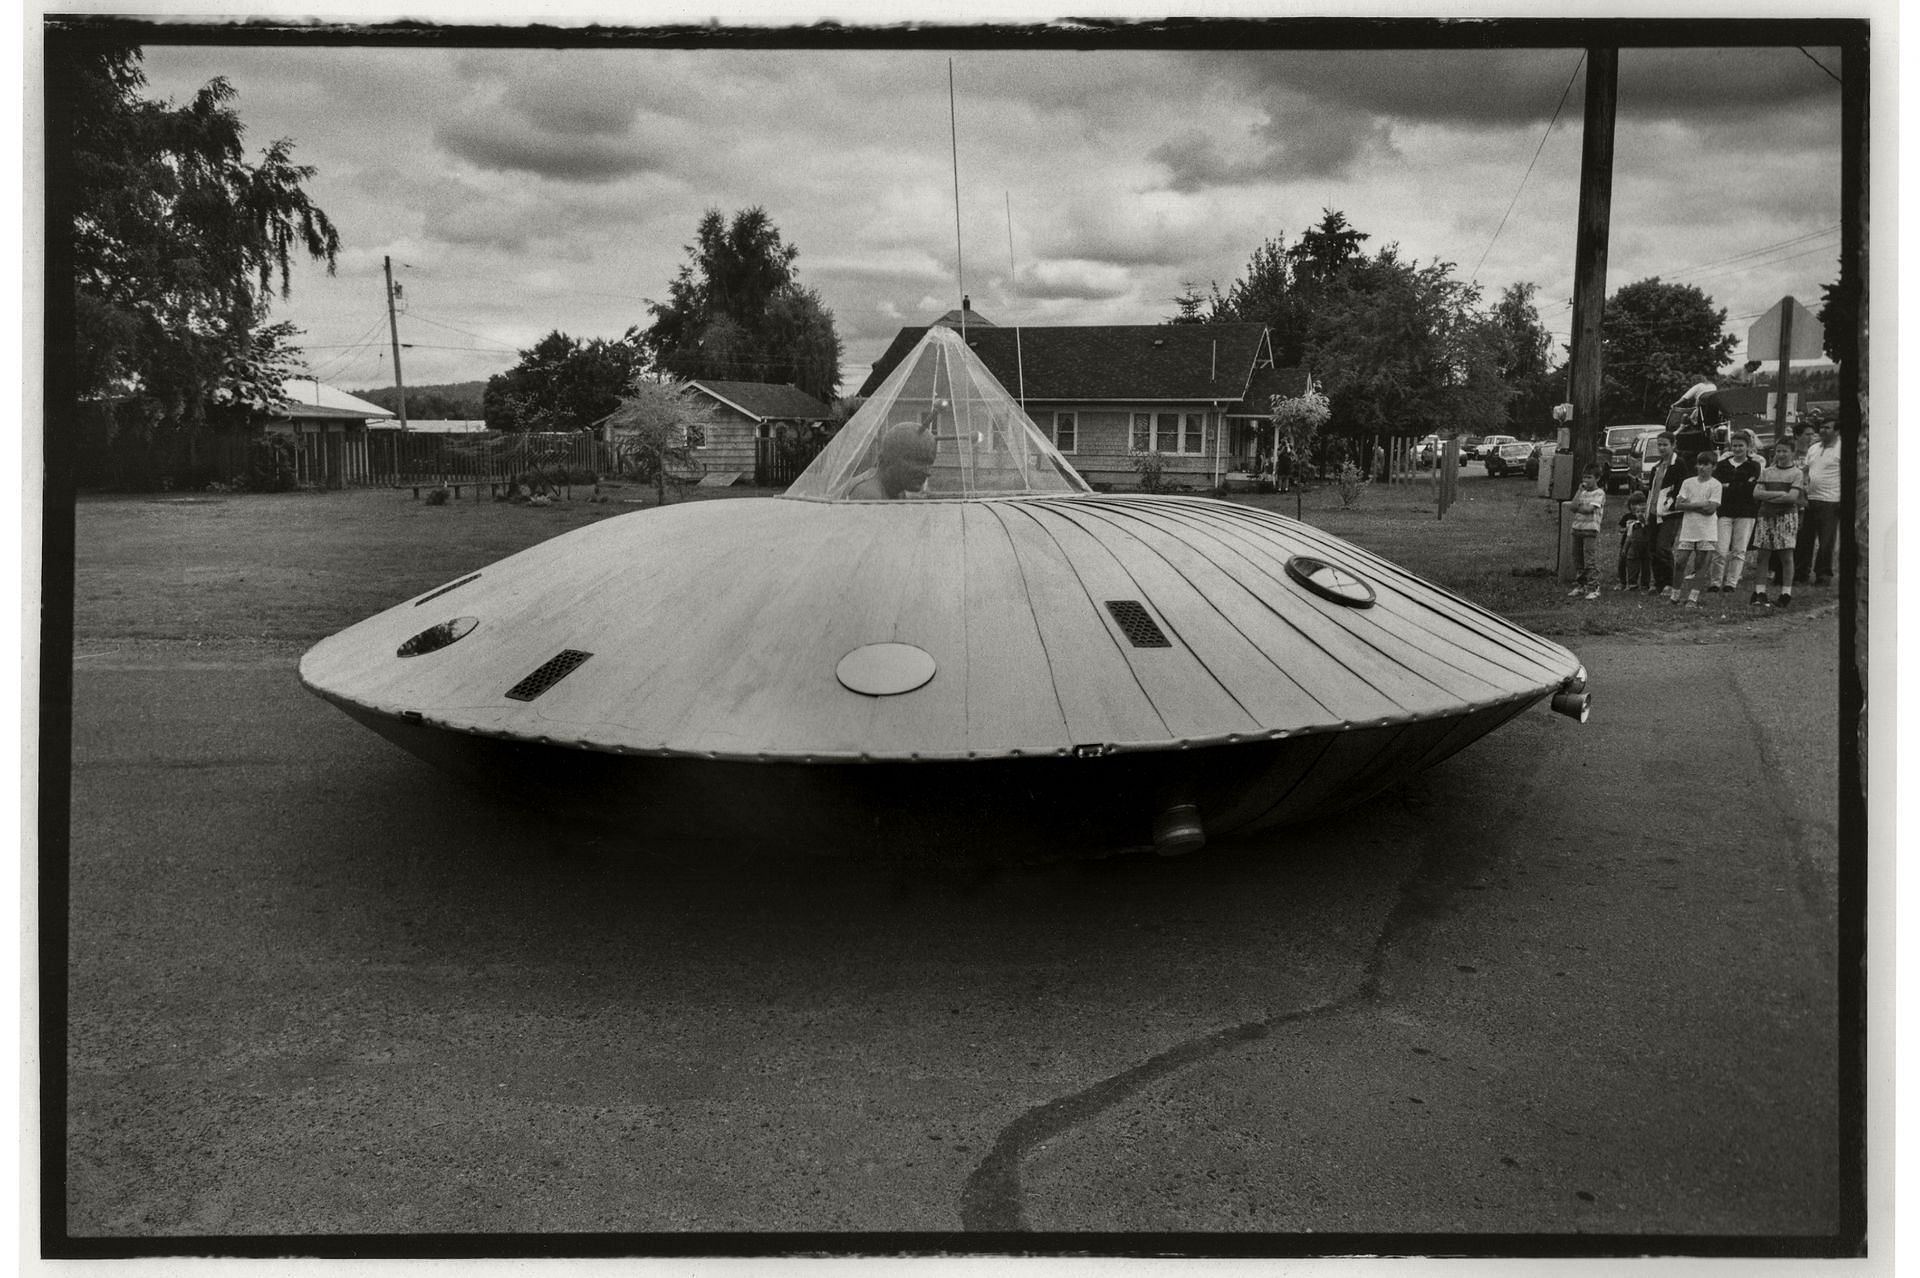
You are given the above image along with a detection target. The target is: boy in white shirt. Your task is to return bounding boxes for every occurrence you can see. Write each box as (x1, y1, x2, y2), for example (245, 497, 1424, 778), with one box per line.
(1670, 450, 1722, 607)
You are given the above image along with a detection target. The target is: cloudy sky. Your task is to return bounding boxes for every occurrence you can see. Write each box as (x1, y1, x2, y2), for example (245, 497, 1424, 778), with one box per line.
(134, 27, 1847, 398)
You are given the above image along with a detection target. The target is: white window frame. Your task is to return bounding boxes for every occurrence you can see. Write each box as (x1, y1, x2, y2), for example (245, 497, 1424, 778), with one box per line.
(1130, 410, 1208, 456)
(1050, 410, 1078, 454)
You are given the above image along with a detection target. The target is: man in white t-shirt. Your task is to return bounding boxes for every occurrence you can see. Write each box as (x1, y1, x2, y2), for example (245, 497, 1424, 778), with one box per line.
(1670, 450, 1722, 607)
(1794, 416, 1842, 587)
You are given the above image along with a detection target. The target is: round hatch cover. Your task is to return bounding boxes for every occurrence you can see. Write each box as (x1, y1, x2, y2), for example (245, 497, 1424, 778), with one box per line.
(836, 642, 936, 696)
(1285, 556, 1376, 607)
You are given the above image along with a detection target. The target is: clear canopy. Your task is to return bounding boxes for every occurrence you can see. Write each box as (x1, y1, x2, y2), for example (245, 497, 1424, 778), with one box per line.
(784, 325, 1093, 501)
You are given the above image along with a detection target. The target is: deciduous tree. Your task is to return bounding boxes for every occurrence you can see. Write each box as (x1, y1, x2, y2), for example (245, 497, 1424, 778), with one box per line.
(1303, 248, 1509, 442)
(483, 329, 645, 431)
(603, 377, 721, 505)
(1600, 278, 1737, 422)
(66, 42, 339, 438)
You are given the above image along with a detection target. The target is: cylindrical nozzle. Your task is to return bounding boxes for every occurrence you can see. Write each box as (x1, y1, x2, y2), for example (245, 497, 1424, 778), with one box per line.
(1153, 803, 1206, 856)
(1551, 690, 1591, 722)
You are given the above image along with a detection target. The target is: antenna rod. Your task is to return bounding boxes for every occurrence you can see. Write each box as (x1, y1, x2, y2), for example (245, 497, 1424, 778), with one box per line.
(949, 59, 965, 338)
(1006, 190, 1027, 407)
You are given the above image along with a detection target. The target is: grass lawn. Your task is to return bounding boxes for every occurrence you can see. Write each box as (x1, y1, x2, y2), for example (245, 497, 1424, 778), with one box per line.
(67, 476, 1828, 648)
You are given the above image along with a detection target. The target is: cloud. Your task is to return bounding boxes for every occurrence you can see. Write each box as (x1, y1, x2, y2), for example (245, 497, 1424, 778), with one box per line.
(435, 110, 674, 184)
(1018, 260, 1135, 302)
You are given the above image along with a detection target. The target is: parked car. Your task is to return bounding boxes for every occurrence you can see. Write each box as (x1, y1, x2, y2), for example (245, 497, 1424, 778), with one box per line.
(1524, 440, 1553, 479)
(1471, 434, 1517, 463)
(1597, 424, 1661, 493)
(1628, 430, 1670, 487)
(1484, 441, 1535, 477)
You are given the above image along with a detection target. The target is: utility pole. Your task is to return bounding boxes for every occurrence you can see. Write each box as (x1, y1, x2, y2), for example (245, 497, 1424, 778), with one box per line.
(1770, 296, 1796, 445)
(1566, 48, 1617, 480)
(384, 255, 409, 431)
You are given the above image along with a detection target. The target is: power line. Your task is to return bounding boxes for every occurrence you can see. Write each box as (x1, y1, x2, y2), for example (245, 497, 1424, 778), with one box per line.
(402, 310, 521, 352)
(1469, 51, 1585, 287)
(1536, 225, 1844, 314)
(398, 261, 656, 306)
(1661, 225, 1840, 279)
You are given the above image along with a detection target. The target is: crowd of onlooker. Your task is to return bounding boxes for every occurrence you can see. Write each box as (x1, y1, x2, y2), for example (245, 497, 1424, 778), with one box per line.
(1562, 411, 1842, 608)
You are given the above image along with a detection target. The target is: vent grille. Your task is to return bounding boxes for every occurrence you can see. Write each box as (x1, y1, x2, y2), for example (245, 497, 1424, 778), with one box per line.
(505, 649, 592, 701)
(415, 573, 481, 606)
(1104, 600, 1171, 648)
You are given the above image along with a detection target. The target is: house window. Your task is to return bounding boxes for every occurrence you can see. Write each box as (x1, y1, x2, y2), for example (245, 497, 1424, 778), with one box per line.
(1051, 411, 1077, 453)
(1130, 410, 1208, 455)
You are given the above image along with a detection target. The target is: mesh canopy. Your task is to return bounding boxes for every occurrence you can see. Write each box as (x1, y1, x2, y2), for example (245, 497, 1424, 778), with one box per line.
(784, 325, 1092, 501)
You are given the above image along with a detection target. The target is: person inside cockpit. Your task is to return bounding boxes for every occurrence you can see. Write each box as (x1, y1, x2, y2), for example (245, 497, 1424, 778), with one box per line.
(845, 420, 938, 499)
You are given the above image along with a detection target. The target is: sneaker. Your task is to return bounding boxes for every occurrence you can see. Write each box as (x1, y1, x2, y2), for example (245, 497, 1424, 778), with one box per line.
(1749, 592, 1766, 606)
(1566, 586, 1583, 598)
(1776, 593, 1792, 609)
(1584, 590, 1600, 600)
(1684, 599, 1700, 608)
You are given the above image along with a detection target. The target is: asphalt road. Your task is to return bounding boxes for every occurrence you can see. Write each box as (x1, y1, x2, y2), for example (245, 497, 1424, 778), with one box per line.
(60, 609, 1844, 1248)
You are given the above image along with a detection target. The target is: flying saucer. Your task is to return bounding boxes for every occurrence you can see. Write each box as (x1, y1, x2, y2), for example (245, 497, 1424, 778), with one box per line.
(301, 326, 1588, 856)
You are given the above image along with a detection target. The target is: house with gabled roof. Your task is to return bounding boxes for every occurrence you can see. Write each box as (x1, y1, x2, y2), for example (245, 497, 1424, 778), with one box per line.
(859, 306, 1305, 489)
(681, 378, 836, 484)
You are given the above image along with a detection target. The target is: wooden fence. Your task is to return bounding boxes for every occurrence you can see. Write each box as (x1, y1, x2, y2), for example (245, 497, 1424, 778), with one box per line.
(357, 430, 615, 492)
(754, 435, 828, 488)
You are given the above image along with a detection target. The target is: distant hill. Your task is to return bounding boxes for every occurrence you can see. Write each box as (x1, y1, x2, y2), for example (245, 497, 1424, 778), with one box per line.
(346, 380, 488, 420)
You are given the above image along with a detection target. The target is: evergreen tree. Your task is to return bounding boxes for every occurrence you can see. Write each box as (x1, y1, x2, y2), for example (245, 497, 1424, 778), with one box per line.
(1164, 282, 1211, 324)
(643, 207, 842, 400)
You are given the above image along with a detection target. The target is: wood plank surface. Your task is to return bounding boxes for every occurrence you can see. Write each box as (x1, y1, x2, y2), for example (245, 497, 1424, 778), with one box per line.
(1091, 500, 1532, 705)
(308, 494, 1578, 763)
(1018, 503, 1261, 742)
(956, 503, 1074, 754)
(984, 502, 1173, 747)
(1029, 501, 1351, 729)
(1047, 501, 1427, 723)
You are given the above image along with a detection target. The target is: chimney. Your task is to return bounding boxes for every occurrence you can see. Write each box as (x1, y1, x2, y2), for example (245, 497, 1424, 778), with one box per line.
(962, 295, 972, 312)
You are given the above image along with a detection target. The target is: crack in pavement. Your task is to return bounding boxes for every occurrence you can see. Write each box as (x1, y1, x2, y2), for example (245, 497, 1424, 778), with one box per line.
(958, 776, 1518, 1232)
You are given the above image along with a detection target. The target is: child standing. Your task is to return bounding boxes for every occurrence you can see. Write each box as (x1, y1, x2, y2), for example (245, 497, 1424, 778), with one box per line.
(1670, 450, 1722, 607)
(1709, 431, 1762, 593)
(1566, 466, 1606, 600)
(1750, 438, 1806, 608)
(1615, 491, 1649, 591)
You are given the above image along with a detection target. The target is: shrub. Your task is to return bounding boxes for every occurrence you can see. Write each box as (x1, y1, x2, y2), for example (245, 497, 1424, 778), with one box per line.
(1129, 449, 1167, 494)
(1336, 461, 1364, 509)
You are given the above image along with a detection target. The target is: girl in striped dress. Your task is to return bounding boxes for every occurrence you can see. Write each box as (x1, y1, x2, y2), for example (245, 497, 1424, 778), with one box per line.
(1749, 439, 1805, 609)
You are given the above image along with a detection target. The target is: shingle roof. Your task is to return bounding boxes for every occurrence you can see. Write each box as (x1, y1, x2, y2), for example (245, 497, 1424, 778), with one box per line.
(857, 323, 1280, 403)
(689, 379, 834, 421)
(934, 305, 997, 329)
(1236, 363, 1312, 411)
